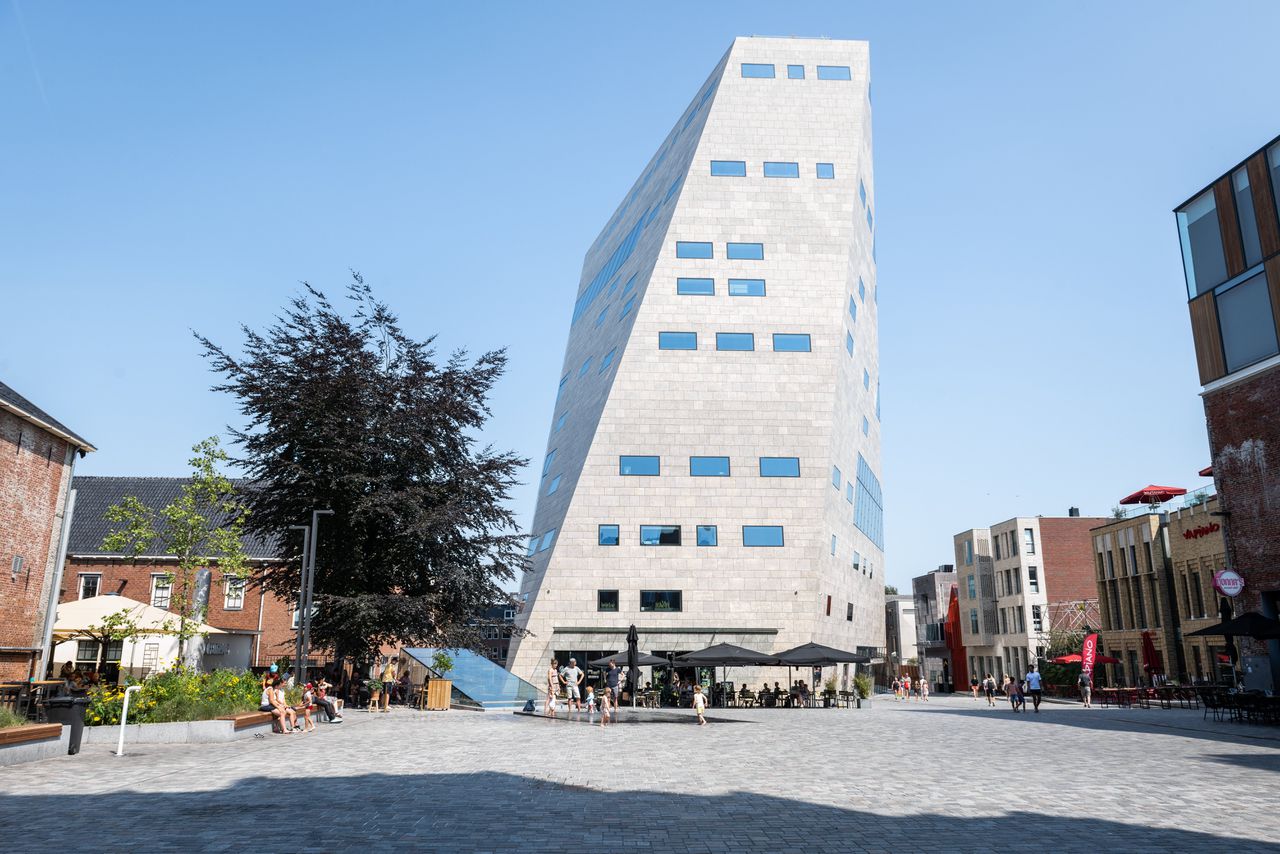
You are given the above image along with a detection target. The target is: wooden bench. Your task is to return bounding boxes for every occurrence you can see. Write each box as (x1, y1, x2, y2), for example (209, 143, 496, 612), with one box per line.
(0, 723, 62, 746)
(217, 711, 278, 731)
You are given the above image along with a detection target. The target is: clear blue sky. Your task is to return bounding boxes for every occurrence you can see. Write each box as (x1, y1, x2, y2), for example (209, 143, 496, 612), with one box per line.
(4, 2, 1278, 592)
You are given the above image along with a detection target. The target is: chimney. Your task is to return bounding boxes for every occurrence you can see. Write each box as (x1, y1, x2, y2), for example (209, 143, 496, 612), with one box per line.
(1068, 507, 1080, 517)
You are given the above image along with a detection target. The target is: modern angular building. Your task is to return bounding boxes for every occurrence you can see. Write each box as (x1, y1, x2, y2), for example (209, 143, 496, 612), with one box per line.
(506, 37, 885, 685)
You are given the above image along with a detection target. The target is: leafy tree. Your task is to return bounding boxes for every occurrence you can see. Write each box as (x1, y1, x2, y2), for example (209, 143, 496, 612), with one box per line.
(103, 438, 250, 663)
(196, 275, 528, 660)
(884, 585, 899, 595)
(1039, 628, 1086, 689)
(73, 610, 143, 674)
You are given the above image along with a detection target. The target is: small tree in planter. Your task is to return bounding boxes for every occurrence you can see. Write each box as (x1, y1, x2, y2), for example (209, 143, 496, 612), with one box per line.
(427, 651, 454, 710)
(854, 673, 873, 702)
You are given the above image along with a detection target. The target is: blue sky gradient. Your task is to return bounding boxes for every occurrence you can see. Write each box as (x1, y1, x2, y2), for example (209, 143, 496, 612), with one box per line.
(3, 2, 1278, 589)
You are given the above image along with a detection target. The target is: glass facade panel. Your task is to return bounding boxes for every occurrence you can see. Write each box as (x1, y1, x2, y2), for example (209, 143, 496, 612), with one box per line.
(759, 456, 800, 477)
(853, 453, 884, 549)
(787, 64, 805, 79)
(640, 525, 682, 546)
(743, 525, 785, 547)
(763, 161, 800, 178)
(728, 278, 766, 296)
(542, 449, 556, 476)
(716, 332, 755, 351)
(676, 241, 714, 259)
(817, 65, 852, 80)
(696, 525, 718, 546)
(640, 590, 682, 611)
(599, 348, 616, 373)
(598, 524, 620, 546)
(1270, 143, 1280, 226)
(619, 455, 660, 475)
(845, 331, 854, 356)
(848, 296, 857, 322)
(677, 277, 715, 295)
(772, 333, 811, 352)
(741, 63, 776, 78)
(1217, 270, 1280, 372)
(689, 456, 730, 476)
(816, 162, 835, 179)
(832, 465, 841, 489)
(726, 242, 764, 260)
(545, 475, 561, 496)
(1177, 189, 1228, 297)
(619, 296, 635, 319)
(538, 529, 556, 552)
(1233, 167, 1263, 268)
(659, 331, 698, 350)
(578, 357, 592, 377)
(595, 306, 608, 327)
(711, 160, 747, 177)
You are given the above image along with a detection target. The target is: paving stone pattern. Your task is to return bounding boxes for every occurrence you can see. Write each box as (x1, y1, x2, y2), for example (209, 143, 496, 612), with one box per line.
(1, 696, 1277, 852)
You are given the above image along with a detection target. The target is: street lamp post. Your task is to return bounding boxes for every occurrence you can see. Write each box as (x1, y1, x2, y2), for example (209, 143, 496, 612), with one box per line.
(289, 525, 310, 680)
(300, 510, 333, 682)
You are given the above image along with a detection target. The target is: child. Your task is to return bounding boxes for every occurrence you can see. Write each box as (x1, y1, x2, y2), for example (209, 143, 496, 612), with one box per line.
(693, 684, 707, 726)
(585, 685, 597, 713)
(297, 684, 318, 732)
(599, 682, 612, 728)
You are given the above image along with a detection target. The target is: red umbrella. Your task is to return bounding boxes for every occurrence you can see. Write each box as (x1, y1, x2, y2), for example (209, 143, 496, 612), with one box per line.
(1051, 652, 1120, 665)
(1140, 630, 1164, 675)
(1198, 465, 1213, 478)
(1119, 485, 1187, 505)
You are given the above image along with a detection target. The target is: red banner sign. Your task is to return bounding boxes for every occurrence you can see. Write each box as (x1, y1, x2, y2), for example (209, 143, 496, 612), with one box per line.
(1183, 522, 1219, 540)
(1081, 632, 1099, 677)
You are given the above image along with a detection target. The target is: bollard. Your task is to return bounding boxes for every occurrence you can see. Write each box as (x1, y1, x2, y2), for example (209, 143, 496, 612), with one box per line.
(116, 686, 142, 756)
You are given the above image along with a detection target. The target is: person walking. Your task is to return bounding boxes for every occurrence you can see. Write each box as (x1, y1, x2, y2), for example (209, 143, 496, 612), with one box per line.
(970, 676, 980, 700)
(1078, 670, 1093, 708)
(693, 684, 708, 726)
(1003, 675, 1024, 712)
(1024, 664, 1044, 713)
(983, 674, 996, 707)
(920, 678, 930, 703)
(902, 674, 912, 701)
(606, 659, 622, 710)
(560, 657, 584, 711)
(892, 677, 901, 700)
(381, 656, 398, 712)
(544, 658, 559, 715)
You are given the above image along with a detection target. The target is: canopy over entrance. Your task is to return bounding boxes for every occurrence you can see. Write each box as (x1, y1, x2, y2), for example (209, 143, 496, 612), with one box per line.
(52, 594, 227, 641)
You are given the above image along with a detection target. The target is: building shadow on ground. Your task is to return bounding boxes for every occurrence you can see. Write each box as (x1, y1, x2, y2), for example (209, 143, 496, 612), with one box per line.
(0, 770, 1276, 852)
(1201, 752, 1280, 774)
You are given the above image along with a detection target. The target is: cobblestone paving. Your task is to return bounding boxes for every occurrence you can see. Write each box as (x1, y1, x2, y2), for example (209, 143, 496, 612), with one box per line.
(1, 695, 1278, 852)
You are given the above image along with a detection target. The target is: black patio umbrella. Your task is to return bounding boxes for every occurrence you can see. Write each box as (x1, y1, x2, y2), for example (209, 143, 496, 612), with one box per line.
(587, 651, 668, 668)
(626, 624, 640, 708)
(774, 643, 870, 708)
(1185, 611, 1280, 640)
(675, 644, 780, 708)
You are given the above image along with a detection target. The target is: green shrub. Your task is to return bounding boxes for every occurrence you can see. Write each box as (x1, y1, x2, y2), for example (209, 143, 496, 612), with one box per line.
(853, 673, 873, 699)
(0, 707, 26, 729)
(84, 668, 262, 727)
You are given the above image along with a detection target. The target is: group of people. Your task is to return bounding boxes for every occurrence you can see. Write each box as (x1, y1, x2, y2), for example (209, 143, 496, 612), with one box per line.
(258, 664, 344, 733)
(891, 674, 930, 701)
(57, 661, 100, 696)
(969, 665, 1045, 713)
(544, 657, 626, 727)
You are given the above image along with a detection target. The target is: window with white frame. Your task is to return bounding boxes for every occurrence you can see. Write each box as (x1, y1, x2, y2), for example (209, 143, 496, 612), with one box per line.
(151, 574, 172, 609)
(78, 574, 101, 599)
(224, 576, 246, 611)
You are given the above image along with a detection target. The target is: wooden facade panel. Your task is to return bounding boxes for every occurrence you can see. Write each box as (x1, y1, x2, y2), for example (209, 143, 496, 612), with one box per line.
(1214, 176, 1245, 278)
(1188, 293, 1226, 384)
(1268, 256, 1280, 349)
(1248, 153, 1280, 259)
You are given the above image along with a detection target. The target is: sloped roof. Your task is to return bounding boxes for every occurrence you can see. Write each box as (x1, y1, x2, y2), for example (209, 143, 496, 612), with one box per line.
(0, 380, 96, 451)
(69, 476, 282, 559)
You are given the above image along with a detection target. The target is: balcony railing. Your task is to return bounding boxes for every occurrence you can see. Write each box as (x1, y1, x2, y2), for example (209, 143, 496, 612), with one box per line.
(1114, 485, 1216, 519)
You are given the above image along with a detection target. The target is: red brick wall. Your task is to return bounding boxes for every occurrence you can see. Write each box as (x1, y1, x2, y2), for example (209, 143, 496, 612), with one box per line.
(1203, 365, 1280, 647)
(1041, 517, 1109, 606)
(0, 410, 72, 680)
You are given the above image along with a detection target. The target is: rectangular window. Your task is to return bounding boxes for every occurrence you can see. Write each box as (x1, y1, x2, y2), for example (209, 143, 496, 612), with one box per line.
(1191, 572, 1205, 617)
(78, 574, 100, 599)
(845, 332, 854, 356)
(224, 577, 246, 611)
(817, 65, 852, 80)
(598, 524, 620, 546)
(599, 348, 616, 373)
(676, 241, 713, 259)
(578, 357, 592, 377)
(1233, 166, 1263, 268)
(831, 534, 837, 555)
(640, 590, 682, 611)
(619, 455, 660, 476)
(696, 525, 718, 547)
(1028, 566, 1039, 593)
(677, 277, 715, 295)
(772, 333, 811, 352)
(846, 602, 853, 621)
(151, 574, 172, 609)
(711, 160, 747, 177)
(848, 296, 858, 322)
(742, 525, 784, 547)
(1031, 605, 1043, 633)
(816, 162, 835, 179)
(640, 525, 681, 546)
(787, 64, 805, 79)
(759, 456, 800, 477)
(545, 475, 561, 496)
(741, 63, 776, 78)
(831, 466, 842, 489)
(597, 590, 619, 612)
(727, 278, 766, 297)
(966, 575, 976, 599)
(659, 331, 698, 350)
(619, 295, 635, 319)
(689, 456, 730, 476)
(1217, 270, 1279, 372)
(726, 242, 764, 260)
(853, 551, 861, 571)
(538, 529, 556, 552)
(964, 541, 973, 565)
(1177, 189, 1228, 297)
(969, 609, 979, 634)
(763, 161, 800, 178)
(716, 332, 755, 351)
(1023, 528, 1036, 554)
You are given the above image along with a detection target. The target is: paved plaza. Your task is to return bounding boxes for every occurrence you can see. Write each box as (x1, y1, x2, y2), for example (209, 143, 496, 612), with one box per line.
(1, 694, 1278, 852)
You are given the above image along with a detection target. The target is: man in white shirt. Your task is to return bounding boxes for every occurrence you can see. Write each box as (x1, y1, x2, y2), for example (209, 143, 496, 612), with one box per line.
(1024, 664, 1044, 713)
(560, 658, 584, 710)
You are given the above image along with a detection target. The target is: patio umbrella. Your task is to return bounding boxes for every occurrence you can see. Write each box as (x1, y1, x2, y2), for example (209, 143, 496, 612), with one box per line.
(1050, 652, 1120, 665)
(775, 642, 871, 666)
(587, 651, 668, 668)
(1118, 485, 1187, 506)
(674, 643, 780, 666)
(626, 624, 640, 708)
(1184, 611, 1280, 640)
(1140, 630, 1164, 676)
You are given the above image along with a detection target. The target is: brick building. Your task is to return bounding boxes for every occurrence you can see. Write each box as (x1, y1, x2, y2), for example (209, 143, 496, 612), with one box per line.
(1174, 133, 1280, 690)
(1167, 494, 1232, 683)
(0, 381, 95, 680)
(476, 603, 517, 663)
(60, 477, 303, 672)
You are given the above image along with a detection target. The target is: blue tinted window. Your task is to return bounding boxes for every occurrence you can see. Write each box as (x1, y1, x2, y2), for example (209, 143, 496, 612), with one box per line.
(759, 457, 800, 477)
(659, 331, 697, 350)
(545, 475, 561, 496)
(542, 449, 556, 476)
(640, 525, 682, 546)
(816, 163, 835, 179)
(689, 456, 730, 477)
(677, 277, 715, 296)
(787, 64, 805, 79)
(526, 537, 538, 557)
(845, 482, 853, 504)
(640, 590, 682, 611)
(832, 465, 842, 489)
(867, 208, 874, 232)
(831, 535, 837, 555)
(677, 241, 713, 259)
(697, 525, 718, 547)
(622, 274, 637, 295)
(606, 277, 619, 297)
(862, 416, 870, 436)
(859, 180, 867, 207)
(554, 412, 567, 433)
(595, 307, 608, 327)
(620, 296, 635, 319)
(599, 348, 616, 373)
(863, 369, 871, 390)
(538, 529, 556, 552)
(711, 160, 747, 177)
(741, 63, 775, 78)
(848, 296, 857, 322)
(854, 453, 884, 549)
(726, 242, 764, 260)
(598, 524, 620, 546)
(763, 162, 800, 178)
(728, 278, 766, 297)
(859, 278, 866, 302)
(619, 455, 659, 476)
(817, 65, 851, 80)
(845, 332, 854, 356)
(743, 525, 784, 547)
(578, 357, 592, 377)
(772, 333, 811, 352)
(716, 332, 755, 351)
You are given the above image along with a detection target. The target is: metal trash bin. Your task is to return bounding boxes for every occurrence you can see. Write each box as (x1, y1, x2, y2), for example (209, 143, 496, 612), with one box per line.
(44, 696, 89, 755)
